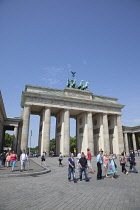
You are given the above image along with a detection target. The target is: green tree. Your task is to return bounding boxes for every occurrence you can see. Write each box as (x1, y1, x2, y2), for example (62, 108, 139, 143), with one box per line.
(30, 146, 38, 153)
(70, 136, 76, 152)
(50, 138, 56, 151)
(4, 133, 13, 147)
(49, 136, 76, 153)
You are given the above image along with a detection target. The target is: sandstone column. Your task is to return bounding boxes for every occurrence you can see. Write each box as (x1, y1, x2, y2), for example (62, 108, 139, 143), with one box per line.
(41, 107, 51, 156)
(102, 114, 110, 154)
(20, 105, 31, 152)
(63, 109, 70, 156)
(124, 132, 129, 155)
(87, 112, 94, 156)
(38, 115, 42, 155)
(12, 126, 18, 152)
(17, 123, 22, 159)
(0, 121, 3, 152)
(117, 115, 124, 154)
(132, 133, 137, 151)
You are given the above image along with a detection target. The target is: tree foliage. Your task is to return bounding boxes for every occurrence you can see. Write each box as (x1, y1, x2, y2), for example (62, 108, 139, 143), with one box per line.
(50, 138, 56, 151)
(26, 136, 77, 154)
(4, 133, 13, 147)
(30, 146, 38, 153)
(70, 136, 76, 152)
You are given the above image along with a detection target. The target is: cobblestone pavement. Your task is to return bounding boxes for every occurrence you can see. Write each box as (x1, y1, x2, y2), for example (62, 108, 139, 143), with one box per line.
(0, 156, 140, 210)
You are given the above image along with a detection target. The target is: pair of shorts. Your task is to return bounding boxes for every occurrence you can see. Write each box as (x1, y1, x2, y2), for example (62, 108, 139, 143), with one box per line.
(21, 160, 26, 167)
(41, 158, 45, 161)
(87, 160, 91, 167)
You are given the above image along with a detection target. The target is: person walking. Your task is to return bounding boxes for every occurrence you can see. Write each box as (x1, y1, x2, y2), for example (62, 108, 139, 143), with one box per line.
(108, 152, 117, 179)
(10, 151, 17, 172)
(103, 153, 109, 177)
(6, 151, 11, 168)
(120, 153, 128, 175)
(41, 151, 46, 166)
(1, 151, 6, 167)
(87, 148, 94, 174)
(129, 150, 138, 173)
(58, 152, 63, 167)
(68, 153, 77, 183)
(96, 150, 103, 180)
(20, 150, 28, 172)
(79, 152, 89, 182)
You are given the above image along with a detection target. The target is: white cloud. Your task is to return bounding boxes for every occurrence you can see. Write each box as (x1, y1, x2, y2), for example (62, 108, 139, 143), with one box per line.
(40, 66, 66, 87)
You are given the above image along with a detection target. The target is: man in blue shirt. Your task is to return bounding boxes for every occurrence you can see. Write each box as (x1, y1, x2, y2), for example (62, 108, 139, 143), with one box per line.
(68, 153, 77, 183)
(96, 150, 103, 180)
(129, 150, 138, 173)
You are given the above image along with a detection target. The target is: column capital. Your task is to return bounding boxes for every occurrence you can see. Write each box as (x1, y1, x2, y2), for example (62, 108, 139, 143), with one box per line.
(64, 108, 70, 112)
(116, 114, 122, 117)
(87, 111, 93, 115)
(44, 106, 51, 110)
(24, 104, 31, 108)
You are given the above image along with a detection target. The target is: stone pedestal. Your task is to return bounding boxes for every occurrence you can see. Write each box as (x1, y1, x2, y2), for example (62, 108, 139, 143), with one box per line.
(132, 133, 137, 151)
(124, 133, 129, 155)
(41, 107, 51, 156)
(21, 105, 31, 152)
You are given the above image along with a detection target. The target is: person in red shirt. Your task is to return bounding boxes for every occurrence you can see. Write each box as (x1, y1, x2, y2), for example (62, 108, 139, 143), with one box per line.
(10, 151, 17, 172)
(87, 148, 94, 174)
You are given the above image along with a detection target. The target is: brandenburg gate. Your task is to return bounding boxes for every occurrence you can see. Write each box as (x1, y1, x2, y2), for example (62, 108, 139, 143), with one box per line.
(20, 83, 125, 156)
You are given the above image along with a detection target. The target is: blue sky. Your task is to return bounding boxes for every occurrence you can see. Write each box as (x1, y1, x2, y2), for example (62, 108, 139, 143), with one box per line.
(0, 0, 140, 147)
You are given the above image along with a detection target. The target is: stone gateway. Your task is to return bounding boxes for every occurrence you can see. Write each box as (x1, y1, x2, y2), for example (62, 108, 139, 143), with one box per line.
(20, 85, 124, 156)
(0, 86, 139, 156)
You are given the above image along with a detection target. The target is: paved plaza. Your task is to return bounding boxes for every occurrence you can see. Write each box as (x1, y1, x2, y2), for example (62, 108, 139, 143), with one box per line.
(0, 156, 140, 210)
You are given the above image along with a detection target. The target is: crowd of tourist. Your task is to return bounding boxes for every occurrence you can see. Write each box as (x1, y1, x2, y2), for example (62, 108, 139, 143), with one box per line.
(0, 147, 139, 179)
(0, 150, 28, 172)
(66, 148, 138, 183)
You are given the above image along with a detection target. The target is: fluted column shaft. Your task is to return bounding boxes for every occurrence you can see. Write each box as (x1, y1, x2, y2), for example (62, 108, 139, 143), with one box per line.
(124, 133, 129, 155)
(63, 109, 70, 156)
(21, 105, 31, 152)
(132, 133, 137, 151)
(41, 107, 51, 156)
(87, 112, 94, 156)
(103, 114, 110, 154)
(12, 126, 18, 152)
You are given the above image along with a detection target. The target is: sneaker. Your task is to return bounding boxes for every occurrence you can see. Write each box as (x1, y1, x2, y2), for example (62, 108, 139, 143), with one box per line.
(86, 179, 89, 182)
